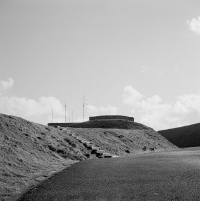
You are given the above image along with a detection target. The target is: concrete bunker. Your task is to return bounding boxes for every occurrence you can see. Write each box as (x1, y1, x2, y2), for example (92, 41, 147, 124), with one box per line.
(89, 115, 134, 122)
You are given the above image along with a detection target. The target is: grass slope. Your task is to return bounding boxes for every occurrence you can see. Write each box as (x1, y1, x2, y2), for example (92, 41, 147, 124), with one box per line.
(67, 119, 149, 129)
(69, 127, 177, 156)
(0, 114, 91, 200)
(0, 115, 177, 200)
(67, 120, 177, 155)
(158, 123, 200, 148)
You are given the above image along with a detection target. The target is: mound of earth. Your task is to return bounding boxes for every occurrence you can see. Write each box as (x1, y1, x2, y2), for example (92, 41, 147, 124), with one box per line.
(0, 114, 177, 200)
(0, 114, 91, 200)
(68, 126, 177, 156)
(158, 123, 200, 148)
(66, 119, 150, 129)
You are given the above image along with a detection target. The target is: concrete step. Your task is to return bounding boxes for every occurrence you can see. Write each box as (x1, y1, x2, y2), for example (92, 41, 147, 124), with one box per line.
(96, 150, 104, 154)
(91, 149, 98, 154)
(95, 151, 112, 158)
(86, 144, 93, 149)
(102, 153, 112, 158)
(83, 141, 91, 146)
(67, 134, 112, 159)
(82, 140, 89, 144)
(91, 146, 99, 151)
(83, 143, 93, 149)
(96, 154, 104, 158)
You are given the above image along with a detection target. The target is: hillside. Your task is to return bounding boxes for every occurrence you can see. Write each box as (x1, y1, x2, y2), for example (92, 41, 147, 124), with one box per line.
(0, 114, 177, 200)
(158, 123, 200, 148)
(69, 127, 177, 156)
(0, 114, 90, 201)
(66, 119, 148, 130)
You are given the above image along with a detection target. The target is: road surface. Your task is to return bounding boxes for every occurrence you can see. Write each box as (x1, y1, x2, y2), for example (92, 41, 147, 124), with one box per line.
(17, 148, 200, 201)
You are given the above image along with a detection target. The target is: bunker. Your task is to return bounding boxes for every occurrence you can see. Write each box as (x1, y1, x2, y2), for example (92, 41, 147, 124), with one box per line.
(89, 115, 134, 122)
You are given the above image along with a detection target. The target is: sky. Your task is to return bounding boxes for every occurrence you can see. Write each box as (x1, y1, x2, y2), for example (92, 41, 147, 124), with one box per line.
(0, 0, 200, 130)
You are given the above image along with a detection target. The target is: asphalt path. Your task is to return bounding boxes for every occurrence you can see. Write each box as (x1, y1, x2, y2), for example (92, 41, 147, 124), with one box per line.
(17, 148, 200, 201)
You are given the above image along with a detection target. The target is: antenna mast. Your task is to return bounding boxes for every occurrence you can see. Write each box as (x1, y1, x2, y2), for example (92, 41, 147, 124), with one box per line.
(83, 96, 85, 121)
(65, 98, 66, 124)
(52, 109, 54, 123)
(80, 95, 88, 122)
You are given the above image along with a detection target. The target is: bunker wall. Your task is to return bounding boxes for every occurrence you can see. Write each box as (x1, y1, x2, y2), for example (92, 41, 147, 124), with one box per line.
(89, 115, 134, 122)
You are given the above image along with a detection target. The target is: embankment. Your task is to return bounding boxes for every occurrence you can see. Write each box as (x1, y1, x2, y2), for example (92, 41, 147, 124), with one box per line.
(0, 114, 177, 200)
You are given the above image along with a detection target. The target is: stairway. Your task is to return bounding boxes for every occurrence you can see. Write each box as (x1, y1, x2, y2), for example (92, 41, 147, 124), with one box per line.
(66, 129, 113, 159)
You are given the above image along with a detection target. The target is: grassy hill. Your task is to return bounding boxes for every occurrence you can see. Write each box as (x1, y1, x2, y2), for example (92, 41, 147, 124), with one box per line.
(67, 119, 149, 129)
(0, 114, 90, 200)
(0, 114, 177, 200)
(69, 127, 177, 156)
(158, 123, 200, 148)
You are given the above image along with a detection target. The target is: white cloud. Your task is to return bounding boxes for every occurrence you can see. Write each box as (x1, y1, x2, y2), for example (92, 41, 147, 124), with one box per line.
(0, 96, 65, 124)
(0, 96, 64, 117)
(187, 16, 200, 35)
(123, 86, 200, 130)
(0, 78, 65, 125)
(122, 85, 143, 106)
(0, 78, 14, 93)
(86, 105, 117, 116)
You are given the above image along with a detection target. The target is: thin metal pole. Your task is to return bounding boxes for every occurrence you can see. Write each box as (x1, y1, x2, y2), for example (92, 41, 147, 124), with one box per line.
(65, 98, 66, 125)
(83, 96, 85, 121)
(72, 111, 73, 123)
(80, 95, 87, 122)
(52, 109, 53, 123)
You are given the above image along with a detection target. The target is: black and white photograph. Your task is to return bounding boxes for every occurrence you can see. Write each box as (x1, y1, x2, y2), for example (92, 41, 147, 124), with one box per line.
(1, 0, 200, 200)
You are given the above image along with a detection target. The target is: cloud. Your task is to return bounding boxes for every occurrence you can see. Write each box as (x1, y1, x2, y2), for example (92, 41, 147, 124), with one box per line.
(123, 86, 200, 130)
(0, 78, 65, 124)
(0, 96, 65, 123)
(0, 78, 14, 94)
(0, 96, 64, 117)
(86, 105, 117, 116)
(187, 16, 200, 35)
(122, 85, 143, 105)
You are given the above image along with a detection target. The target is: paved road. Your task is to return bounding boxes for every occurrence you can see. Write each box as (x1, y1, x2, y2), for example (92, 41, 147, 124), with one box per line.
(17, 149, 200, 201)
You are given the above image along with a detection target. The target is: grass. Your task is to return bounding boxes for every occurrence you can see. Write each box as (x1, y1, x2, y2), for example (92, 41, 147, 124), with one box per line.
(0, 114, 177, 200)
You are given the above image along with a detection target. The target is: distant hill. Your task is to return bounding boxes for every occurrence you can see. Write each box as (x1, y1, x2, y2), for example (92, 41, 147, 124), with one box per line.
(158, 123, 200, 148)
